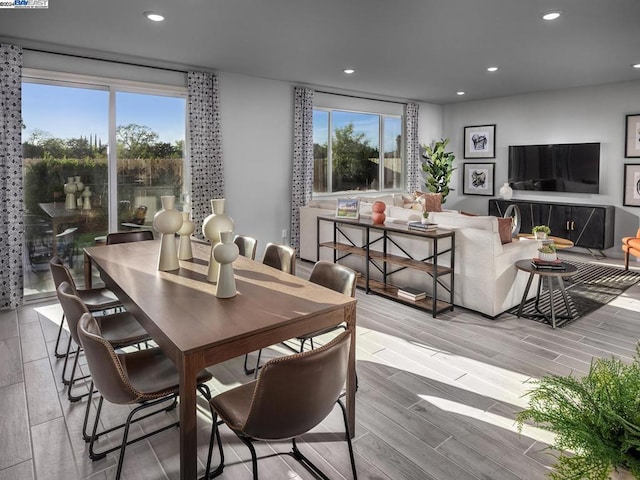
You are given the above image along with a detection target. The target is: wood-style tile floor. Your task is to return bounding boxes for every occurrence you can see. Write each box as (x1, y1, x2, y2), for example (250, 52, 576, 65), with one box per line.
(1, 252, 639, 479)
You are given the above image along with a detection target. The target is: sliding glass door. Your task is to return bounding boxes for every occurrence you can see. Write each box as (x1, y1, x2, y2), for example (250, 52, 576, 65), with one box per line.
(21, 75, 186, 297)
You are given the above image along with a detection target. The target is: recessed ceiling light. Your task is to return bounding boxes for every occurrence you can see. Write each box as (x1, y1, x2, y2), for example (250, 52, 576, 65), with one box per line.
(144, 11, 165, 22)
(633, 64, 640, 69)
(456, 91, 465, 96)
(343, 69, 355, 75)
(540, 11, 562, 21)
(487, 66, 499, 72)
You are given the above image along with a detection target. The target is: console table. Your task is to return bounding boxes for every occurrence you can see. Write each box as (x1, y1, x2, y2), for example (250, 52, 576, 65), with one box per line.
(317, 216, 455, 317)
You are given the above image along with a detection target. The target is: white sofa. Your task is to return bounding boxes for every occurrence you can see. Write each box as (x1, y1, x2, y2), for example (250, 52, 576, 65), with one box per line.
(299, 198, 541, 317)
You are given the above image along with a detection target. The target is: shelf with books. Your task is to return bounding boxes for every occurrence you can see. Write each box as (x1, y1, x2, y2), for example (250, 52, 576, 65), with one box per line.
(317, 216, 455, 318)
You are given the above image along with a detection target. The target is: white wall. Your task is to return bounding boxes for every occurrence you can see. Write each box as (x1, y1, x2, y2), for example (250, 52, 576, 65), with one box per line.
(442, 80, 640, 255)
(218, 72, 293, 257)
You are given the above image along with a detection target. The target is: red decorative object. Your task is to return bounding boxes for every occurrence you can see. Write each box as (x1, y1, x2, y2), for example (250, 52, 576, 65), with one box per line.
(371, 201, 386, 224)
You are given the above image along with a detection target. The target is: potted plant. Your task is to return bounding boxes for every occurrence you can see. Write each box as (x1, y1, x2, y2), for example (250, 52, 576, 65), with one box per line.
(421, 210, 431, 225)
(422, 138, 456, 203)
(538, 244, 557, 261)
(532, 225, 551, 240)
(516, 348, 640, 479)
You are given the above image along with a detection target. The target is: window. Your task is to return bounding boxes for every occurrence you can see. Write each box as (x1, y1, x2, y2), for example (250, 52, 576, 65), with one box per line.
(21, 71, 186, 297)
(312, 105, 403, 194)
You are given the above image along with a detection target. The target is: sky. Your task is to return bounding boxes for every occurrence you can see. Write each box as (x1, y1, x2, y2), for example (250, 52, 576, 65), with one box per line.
(313, 109, 401, 153)
(22, 82, 185, 145)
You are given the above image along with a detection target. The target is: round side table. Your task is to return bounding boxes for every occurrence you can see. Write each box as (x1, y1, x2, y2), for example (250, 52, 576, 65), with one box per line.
(515, 259, 578, 328)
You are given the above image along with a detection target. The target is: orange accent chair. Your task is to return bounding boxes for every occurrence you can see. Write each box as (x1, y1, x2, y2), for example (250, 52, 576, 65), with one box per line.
(622, 229, 640, 270)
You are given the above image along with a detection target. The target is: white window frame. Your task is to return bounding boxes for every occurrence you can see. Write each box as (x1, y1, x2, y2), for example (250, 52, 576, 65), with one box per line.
(312, 93, 405, 197)
(22, 68, 189, 232)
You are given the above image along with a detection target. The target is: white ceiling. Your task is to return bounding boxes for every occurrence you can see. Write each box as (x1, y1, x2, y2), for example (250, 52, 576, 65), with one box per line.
(1, 0, 639, 104)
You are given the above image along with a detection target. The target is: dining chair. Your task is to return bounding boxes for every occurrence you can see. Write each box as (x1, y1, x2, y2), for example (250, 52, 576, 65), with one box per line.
(77, 312, 219, 480)
(106, 229, 154, 245)
(205, 330, 357, 480)
(262, 242, 296, 274)
(49, 256, 122, 360)
(233, 234, 258, 260)
(56, 281, 150, 402)
(243, 242, 296, 375)
(296, 260, 357, 351)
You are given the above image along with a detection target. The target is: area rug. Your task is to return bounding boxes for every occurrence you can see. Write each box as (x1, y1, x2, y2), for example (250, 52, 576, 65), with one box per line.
(507, 260, 640, 327)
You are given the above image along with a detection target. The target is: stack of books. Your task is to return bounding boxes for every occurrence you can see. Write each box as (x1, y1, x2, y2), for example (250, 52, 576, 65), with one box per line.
(531, 258, 566, 270)
(397, 286, 427, 301)
(408, 221, 437, 232)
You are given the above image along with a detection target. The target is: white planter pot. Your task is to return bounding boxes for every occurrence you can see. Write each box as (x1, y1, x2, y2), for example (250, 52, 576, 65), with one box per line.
(538, 250, 557, 261)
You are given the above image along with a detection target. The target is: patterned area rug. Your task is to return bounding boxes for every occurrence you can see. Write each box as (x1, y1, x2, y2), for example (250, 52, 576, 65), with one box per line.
(507, 260, 640, 327)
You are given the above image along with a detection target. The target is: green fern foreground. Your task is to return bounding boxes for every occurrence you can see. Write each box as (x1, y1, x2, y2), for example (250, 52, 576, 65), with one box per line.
(517, 347, 640, 479)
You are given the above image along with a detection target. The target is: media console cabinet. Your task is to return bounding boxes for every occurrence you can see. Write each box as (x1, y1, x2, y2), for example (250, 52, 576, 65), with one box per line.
(317, 216, 455, 317)
(489, 199, 614, 251)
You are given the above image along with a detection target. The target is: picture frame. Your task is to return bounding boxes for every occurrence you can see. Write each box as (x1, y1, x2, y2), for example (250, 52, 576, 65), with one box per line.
(625, 114, 640, 158)
(463, 162, 495, 196)
(623, 164, 640, 206)
(464, 124, 496, 159)
(335, 198, 359, 219)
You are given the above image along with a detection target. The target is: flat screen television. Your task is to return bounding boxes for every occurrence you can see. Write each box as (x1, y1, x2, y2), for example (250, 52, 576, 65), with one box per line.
(508, 142, 600, 193)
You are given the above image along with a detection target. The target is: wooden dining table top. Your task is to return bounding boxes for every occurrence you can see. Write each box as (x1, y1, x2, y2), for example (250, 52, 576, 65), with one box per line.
(83, 239, 358, 479)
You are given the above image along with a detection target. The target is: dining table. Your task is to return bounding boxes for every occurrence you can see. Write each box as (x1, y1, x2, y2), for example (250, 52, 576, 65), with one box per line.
(83, 239, 357, 480)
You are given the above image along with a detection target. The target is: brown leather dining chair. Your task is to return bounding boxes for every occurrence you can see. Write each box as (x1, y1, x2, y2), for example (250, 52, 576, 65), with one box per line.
(234, 234, 258, 260)
(77, 312, 219, 480)
(243, 242, 297, 375)
(56, 281, 150, 402)
(49, 256, 122, 361)
(205, 330, 357, 480)
(262, 242, 296, 274)
(296, 260, 357, 351)
(105, 229, 154, 245)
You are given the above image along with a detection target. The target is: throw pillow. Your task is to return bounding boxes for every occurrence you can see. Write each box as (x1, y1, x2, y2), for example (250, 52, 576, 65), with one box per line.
(414, 191, 443, 212)
(496, 217, 513, 244)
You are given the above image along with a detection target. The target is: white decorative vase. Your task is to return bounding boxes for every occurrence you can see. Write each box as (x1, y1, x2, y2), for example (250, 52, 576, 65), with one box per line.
(153, 195, 183, 271)
(202, 199, 235, 283)
(64, 176, 77, 210)
(499, 182, 513, 200)
(177, 211, 195, 260)
(534, 231, 548, 241)
(421, 214, 430, 225)
(82, 186, 92, 210)
(213, 230, 239, 298)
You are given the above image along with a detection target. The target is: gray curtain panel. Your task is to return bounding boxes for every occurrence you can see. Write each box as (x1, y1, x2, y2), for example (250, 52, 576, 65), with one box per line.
(187, 71, 224, 239)
(405, 102, 420, 194)
(290, 87, 314, 256)
(0, 44, 24, 309)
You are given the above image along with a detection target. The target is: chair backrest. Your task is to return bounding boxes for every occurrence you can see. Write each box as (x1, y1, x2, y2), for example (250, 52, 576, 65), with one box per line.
(234, 235, 258, 260)
(50, 256, 78, 292)
(106, 230, 154, 245)
(77, 312, 141, 404)
(262, 242, 296, 275)
(241, 330, 351, 439)
(56, 281, 89, 344)
(309, 261, 357, 298)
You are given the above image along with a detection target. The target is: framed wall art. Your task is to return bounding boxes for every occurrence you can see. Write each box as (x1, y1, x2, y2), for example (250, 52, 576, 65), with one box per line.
(463, 162, 495, 196)
(464, 124, 496, 159)
(335, 198, 360, 219)
(625, 114, 640, 158)
(623, 164, 640, 206)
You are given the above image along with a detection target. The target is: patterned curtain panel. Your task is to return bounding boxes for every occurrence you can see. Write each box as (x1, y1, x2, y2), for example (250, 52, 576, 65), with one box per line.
(0, 44, 24, 309)
(405, 102, 420, 194)
(290, 87, 314, 256)
(187, 71, 224, 239)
